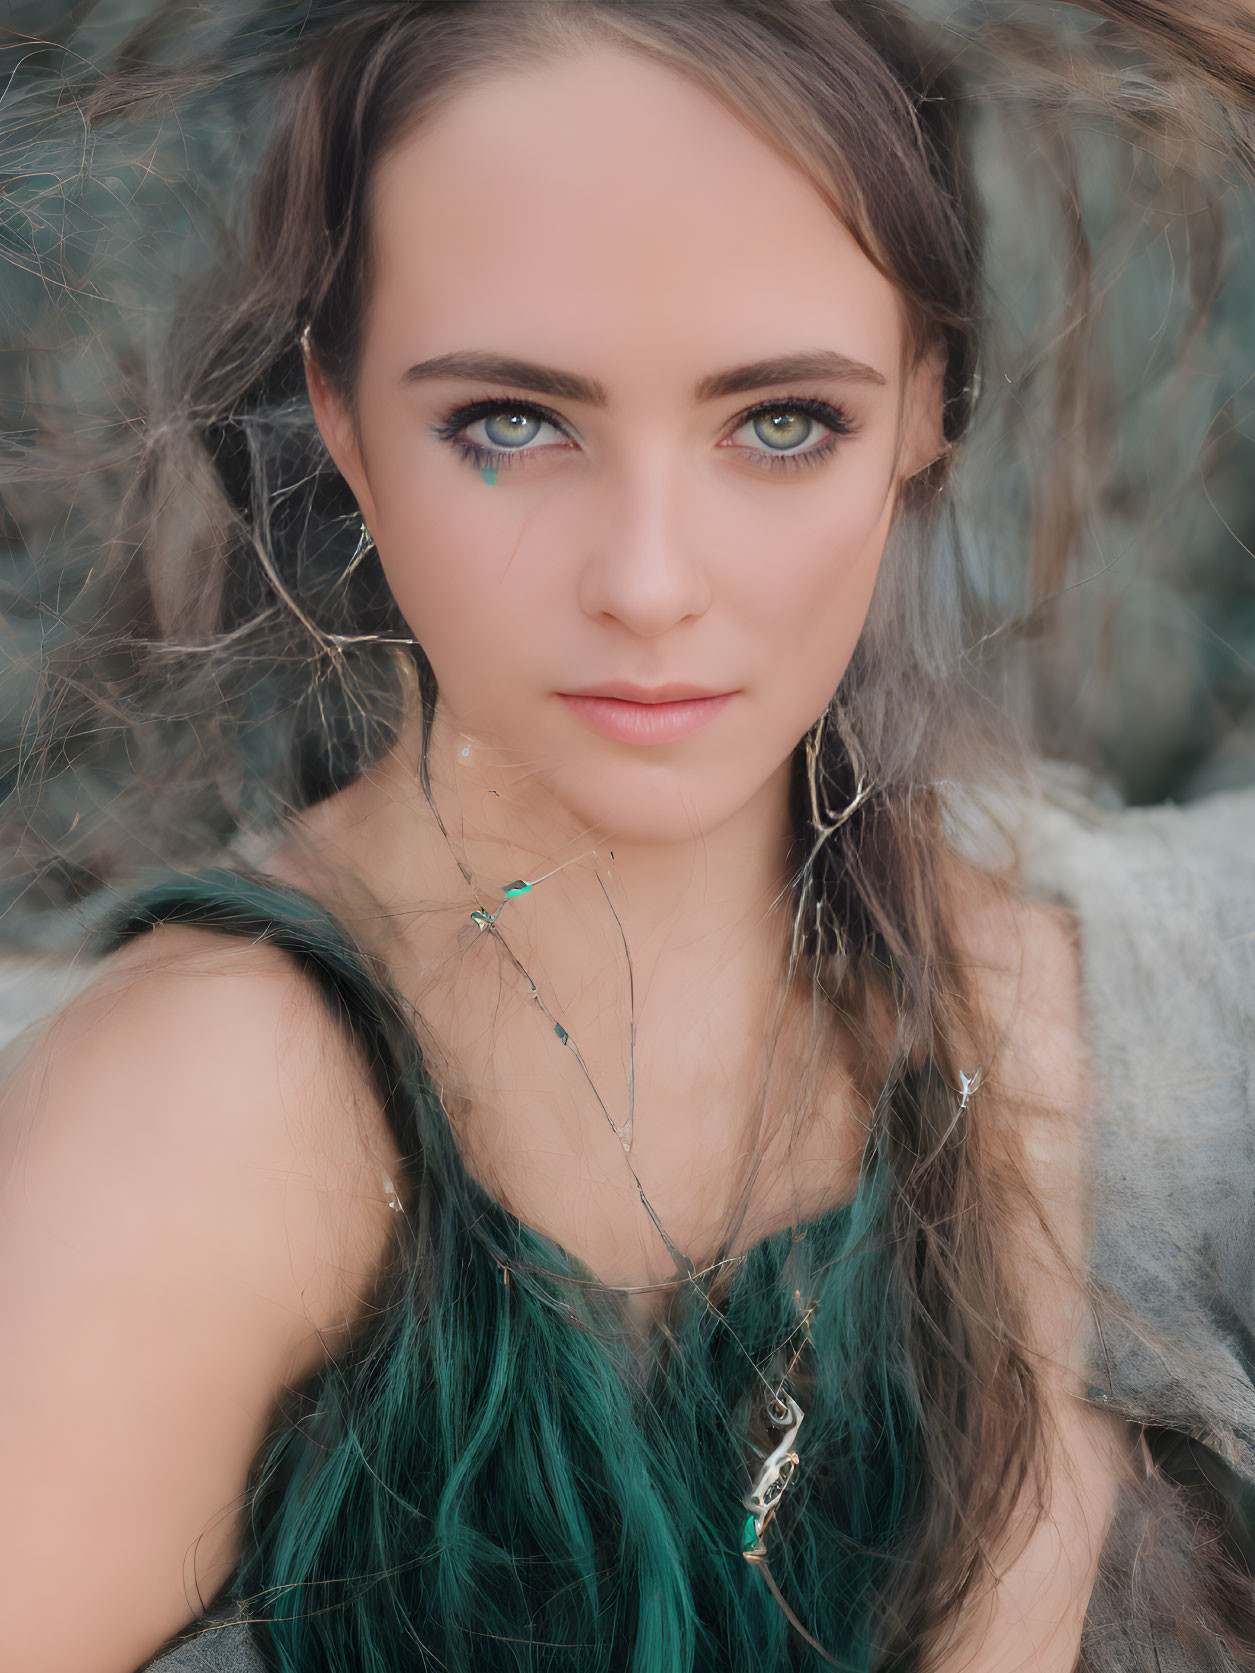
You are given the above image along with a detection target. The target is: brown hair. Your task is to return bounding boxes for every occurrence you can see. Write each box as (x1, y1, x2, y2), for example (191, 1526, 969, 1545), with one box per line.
(165, 25, 1014, 1651)
(6, 0, 1255, 1663)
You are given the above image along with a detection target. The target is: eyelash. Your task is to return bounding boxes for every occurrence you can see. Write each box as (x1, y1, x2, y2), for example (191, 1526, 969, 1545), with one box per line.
(430, 395, 857, 475)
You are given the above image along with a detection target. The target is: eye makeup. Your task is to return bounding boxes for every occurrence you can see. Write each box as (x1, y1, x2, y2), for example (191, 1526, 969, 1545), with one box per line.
(430, 398, 574, 473)
(429, 393, 859, 476)
(723, 396, 857, 474)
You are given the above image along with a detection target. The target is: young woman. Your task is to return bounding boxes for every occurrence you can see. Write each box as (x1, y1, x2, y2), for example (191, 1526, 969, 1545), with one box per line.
(3, 3, 1255, 1670)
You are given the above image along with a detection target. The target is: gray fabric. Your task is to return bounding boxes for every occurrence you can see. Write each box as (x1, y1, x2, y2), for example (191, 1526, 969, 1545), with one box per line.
(1020, 787, 1255, 1470)
(137, 1602, 261, 1673)
(141, 783, 1255, 1671)
(1022, 783, 1255, 1673)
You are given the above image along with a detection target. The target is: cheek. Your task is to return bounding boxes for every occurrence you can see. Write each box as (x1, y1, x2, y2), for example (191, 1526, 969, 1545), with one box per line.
(375, 514, 550, 725)
(361, 397, 900, 749)
(377, 499, 524, 629)
(715, 452, 900, 696)
(360, 420, 562, 708)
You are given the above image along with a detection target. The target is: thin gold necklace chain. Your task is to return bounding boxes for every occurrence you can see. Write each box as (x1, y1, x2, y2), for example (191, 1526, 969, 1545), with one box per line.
(445, 836, 982, 1659)
(464, 868, 826, 1413)
(411, 809, 811, 1408)
(456, 852, 979, 1407)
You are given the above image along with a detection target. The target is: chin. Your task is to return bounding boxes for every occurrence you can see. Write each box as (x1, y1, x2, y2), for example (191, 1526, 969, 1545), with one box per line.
(546, 758, 768, 849)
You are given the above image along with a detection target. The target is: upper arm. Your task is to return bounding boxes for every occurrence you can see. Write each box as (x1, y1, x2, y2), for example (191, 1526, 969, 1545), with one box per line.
(0, 929, 399, 1673)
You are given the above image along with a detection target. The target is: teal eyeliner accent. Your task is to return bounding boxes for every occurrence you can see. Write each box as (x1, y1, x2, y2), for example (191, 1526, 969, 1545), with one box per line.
(480, 463, 499, 485)
(94, 868, 926, 1672)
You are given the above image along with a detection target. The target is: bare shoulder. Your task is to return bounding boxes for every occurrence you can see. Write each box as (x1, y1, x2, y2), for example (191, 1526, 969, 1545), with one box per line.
(0, 923, 399, 1673)
(13, 921, 402, 1335)
(948, 863, 1092, 1185)
(925, 881, 1138, 1671)
(946, 859, 1104, 1379)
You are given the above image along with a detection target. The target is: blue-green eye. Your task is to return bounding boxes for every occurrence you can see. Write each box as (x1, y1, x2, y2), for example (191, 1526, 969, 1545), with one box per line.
(433, 393, 855, 479)
(751, 409, 816, 450)
(721, 398, 856, 471)
(482, 410, 543, 448)
(432, 399, 570, 471)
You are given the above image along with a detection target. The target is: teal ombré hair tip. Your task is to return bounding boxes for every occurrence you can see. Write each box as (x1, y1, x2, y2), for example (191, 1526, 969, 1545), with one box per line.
(113, 870, 927, 1673)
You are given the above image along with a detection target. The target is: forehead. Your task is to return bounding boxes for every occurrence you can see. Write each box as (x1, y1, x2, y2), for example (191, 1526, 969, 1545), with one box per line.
(365, 45, 907, 388)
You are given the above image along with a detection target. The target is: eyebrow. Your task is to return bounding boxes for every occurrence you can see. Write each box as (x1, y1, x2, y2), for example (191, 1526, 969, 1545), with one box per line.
(399, 348, 888, 405)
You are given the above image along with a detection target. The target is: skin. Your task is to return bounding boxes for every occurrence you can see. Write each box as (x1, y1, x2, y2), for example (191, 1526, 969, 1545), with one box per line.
(297, 45, 944, 1283)
(0, 42, 1139, 1673)
(319, 48, 937, 854)
(290, 44, 1137, 1668)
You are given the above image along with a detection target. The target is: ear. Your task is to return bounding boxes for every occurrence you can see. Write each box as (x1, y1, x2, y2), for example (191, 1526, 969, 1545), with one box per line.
(896, 340, 949, 487)
(303, 339, 381, 528)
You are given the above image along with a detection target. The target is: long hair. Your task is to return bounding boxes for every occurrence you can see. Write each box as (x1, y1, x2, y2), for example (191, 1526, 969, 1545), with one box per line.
(7, 2, 1255, 1668)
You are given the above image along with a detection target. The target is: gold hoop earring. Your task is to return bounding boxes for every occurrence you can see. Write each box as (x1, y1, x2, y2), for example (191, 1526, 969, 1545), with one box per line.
(337, 516, 375, 588)
(323, 517, 376, 610)
(804, 707, 872, 840)
(783, 708, 874, 977)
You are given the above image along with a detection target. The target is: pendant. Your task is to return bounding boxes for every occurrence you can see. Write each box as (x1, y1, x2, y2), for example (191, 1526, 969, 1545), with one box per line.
(741, 1392, 804, 1563)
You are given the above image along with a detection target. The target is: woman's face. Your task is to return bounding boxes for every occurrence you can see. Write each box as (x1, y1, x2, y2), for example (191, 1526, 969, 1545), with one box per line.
(309, 45, 943, 847)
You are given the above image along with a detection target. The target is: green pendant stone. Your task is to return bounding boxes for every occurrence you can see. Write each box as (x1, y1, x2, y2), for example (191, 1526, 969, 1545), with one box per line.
(741, 1513, 759, 1555)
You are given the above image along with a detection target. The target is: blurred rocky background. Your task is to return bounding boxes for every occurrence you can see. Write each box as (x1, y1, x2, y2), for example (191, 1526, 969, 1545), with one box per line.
(0, 0, 1253, 1045)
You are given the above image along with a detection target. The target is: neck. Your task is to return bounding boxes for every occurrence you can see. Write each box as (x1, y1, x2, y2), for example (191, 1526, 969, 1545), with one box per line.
(276, 699, 864, 1283)
(361, 702, 801, 1004)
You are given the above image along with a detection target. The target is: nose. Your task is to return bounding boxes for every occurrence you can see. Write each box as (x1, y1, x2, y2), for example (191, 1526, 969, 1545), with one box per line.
(576, 447, 713, 638)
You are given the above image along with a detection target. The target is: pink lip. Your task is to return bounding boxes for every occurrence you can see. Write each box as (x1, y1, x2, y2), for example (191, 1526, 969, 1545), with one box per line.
(563, 681, 727, 703)
(557, 688, 737, 745)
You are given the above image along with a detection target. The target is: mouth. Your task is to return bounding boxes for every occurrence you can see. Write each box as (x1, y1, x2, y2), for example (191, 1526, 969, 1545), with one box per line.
(562, 681, 732, 704)
(556, 684, 738, 745)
